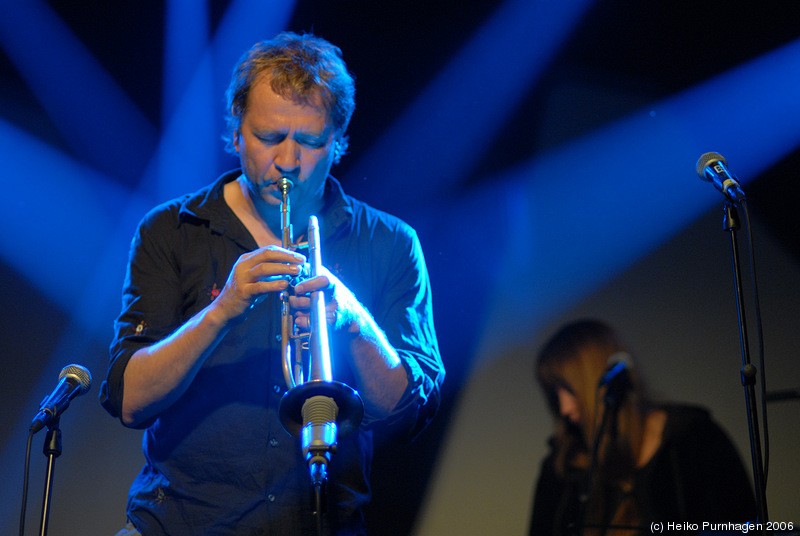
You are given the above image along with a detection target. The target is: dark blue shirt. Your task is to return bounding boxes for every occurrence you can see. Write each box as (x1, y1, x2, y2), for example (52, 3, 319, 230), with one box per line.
(100, 171, 444, 535)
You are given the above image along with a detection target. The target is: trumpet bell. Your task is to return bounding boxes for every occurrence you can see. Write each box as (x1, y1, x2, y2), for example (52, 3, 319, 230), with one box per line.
(279, 379, 364, 439)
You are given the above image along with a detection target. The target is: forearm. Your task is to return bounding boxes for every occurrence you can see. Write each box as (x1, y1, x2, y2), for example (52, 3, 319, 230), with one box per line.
(121, 304, 231, 426)
(120, 247, 304, 426)
(345, 308, 408, 418)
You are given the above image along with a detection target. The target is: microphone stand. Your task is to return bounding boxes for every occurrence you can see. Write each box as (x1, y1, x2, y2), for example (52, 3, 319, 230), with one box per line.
(722, 202, 768, 525)
(313, 479, 326, 536)
(38, 420, 62, 536)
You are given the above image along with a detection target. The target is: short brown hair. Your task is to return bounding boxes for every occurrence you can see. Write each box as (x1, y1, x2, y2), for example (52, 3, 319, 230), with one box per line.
(223, 32, 356, 163)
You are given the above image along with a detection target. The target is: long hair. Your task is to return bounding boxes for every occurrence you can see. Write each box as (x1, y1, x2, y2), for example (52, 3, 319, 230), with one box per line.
(536, 319, 651, 534)
(223, 32, 356, 163)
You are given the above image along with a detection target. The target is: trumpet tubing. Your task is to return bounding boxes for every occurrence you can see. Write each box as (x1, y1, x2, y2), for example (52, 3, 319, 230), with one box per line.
(276, 177, 363, 485)
(278, 177, 304, 388)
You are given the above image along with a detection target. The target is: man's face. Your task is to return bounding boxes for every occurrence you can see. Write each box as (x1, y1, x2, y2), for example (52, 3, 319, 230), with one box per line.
(233, 77, 338, 215)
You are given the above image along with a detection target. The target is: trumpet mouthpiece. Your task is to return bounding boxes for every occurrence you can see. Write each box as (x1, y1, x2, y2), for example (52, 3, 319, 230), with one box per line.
(277, 177, 294, 193)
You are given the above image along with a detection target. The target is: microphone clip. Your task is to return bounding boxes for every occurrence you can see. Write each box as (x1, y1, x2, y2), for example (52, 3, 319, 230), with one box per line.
(598, 352, 631, 409)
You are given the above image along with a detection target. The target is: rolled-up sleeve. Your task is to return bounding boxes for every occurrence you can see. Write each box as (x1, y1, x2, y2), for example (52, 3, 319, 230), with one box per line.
(99, 207, 184, 426)
(363, 225, 444, 442)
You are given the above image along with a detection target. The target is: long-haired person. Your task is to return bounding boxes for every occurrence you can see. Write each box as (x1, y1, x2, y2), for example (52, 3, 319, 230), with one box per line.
(529, 319, 756, 535)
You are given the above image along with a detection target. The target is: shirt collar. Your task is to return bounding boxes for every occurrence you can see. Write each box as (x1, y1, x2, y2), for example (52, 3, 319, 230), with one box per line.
(177, 170, 355, 245)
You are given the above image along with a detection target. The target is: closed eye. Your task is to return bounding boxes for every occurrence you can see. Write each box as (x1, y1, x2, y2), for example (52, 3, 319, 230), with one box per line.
(256, 133, 286, 146)
(295, 134, 329, 149)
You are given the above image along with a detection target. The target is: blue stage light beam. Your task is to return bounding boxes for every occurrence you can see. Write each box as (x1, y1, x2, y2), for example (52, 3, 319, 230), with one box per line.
(348, 0, 594, 209)
(0, 0, 158, 185)
(153, 0, 295, 201)
(0, 118, 154, 333)
(163, 0, 210, 116)
(155, 0, 218, 201)
(469, 36, 800, 361)
(211, 0, 297, 78)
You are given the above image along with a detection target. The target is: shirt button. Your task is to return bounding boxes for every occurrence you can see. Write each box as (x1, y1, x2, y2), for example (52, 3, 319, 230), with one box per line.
(268, 494, 276, 502)
(273, 385, 282, 393)
(269, 438, 278, 447)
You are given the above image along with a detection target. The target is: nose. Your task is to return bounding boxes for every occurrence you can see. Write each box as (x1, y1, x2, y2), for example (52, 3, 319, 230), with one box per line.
(274, 139, 300, 176)
(557, 387, 580, 424)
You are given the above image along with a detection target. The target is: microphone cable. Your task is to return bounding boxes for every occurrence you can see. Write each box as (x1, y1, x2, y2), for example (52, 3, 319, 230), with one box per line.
(737, 200, 770, 486)
(19, 428, 35, 536)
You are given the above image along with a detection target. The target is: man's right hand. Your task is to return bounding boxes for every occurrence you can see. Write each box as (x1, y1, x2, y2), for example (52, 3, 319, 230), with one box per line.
(211, 245, 307, 324)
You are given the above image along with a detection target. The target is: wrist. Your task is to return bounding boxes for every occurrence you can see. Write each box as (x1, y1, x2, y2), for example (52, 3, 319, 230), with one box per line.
(204, 300, 237, 331)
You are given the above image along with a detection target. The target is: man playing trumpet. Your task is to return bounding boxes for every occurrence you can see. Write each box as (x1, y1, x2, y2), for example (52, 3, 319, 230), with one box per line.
(101, 32, 444, 536)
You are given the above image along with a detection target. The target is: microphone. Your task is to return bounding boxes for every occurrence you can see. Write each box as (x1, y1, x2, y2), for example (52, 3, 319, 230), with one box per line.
(30, 364, 92, 434)
(696, 152, 746, 203)
(598, 352, 631, 408)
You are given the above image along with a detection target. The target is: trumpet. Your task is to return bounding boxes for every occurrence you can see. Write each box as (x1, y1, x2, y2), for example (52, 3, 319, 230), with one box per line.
(276, 177, 363, 486)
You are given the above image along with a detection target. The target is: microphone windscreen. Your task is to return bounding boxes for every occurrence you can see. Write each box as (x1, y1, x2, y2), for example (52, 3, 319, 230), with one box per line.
(696, 152, 726, 179)
(59, 364, 93, 394)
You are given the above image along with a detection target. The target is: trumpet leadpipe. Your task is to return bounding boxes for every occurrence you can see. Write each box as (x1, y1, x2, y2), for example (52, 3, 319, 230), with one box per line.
(278, 177, 294, 249)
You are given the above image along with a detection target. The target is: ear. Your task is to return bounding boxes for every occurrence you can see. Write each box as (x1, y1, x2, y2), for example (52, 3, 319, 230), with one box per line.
(231, 105, 242, 153)
(232, 129, 241, 153)
(331, 135, 347, 164)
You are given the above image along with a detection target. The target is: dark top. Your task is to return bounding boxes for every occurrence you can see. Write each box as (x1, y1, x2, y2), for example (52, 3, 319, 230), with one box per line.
(529, 404, 758, 535)
(100, 171, 444, 536)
